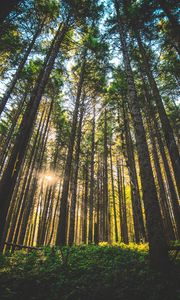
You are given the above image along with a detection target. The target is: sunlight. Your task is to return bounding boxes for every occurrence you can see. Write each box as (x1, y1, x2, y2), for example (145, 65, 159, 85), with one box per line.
(45, 175, 53, 182)
(38, 171, 59, 185)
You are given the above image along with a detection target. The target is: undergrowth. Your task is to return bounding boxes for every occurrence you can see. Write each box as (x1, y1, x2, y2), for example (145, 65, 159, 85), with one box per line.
(0, 243, 179, 300)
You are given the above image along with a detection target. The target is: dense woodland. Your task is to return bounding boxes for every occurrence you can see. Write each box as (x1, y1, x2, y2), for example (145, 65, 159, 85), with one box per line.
(0, 0, 179, 299)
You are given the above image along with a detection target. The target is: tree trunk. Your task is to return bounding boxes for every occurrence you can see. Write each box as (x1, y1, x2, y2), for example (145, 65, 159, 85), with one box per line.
(103, 108, 109, 242)
(0, 91, 27, 174)
(136, 31, 180, 197)
(110, 142, 118, 242)
(115, 0, 169, 270)
(140, 70, 180, 239)
(145, 102, 176, 240)
(56, 52, 86, 246)
(88, 106, 95, 244)
(120, 103, 146, 242)
(0, 22, 68, 249)
(68, 95, 85, 245)
(82, 160, 89, 244)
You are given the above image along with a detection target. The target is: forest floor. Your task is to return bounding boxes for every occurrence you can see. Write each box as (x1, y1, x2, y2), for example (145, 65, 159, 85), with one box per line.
(0, 243, 179, 300)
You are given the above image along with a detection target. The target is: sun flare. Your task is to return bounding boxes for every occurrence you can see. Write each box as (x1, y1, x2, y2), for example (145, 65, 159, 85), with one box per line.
(45, 175, 53, 181)
(38, 171, 59, 185)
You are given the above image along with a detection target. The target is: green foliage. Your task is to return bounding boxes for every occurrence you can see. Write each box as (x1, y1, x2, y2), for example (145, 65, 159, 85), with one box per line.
(35, 0, 60, 21)
(0, 244, 179, 300)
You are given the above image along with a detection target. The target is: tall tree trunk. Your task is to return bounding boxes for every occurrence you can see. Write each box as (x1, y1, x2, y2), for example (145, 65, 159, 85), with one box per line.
(140, 70, 180, 238)
(68, 96, 85, 245)
(96, 155, 101, 243)
(120, 103, 146, 242)
(82, 160, 89, 244)
(121, 162, 129, 244)
(135, 31, 180, 197)
(103, 108, 109, 242)
(146, 109, 176, 240)
(117, 159, 128, 244)
(88, 106, 95, 244)
(115, 0, 169, 269)
(110, 142, 118, 242)
(56, 52, 86, 246)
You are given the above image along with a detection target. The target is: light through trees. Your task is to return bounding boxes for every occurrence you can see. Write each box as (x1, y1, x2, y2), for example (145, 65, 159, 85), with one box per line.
(0, 0, 179, 271)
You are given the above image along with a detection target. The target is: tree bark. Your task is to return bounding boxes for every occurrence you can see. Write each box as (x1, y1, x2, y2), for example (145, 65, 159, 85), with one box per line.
(115, 0, 169, 270)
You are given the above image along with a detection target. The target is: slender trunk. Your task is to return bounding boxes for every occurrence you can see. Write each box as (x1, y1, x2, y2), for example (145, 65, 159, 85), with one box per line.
(68, 96, 85, 245)
(82, 160, 89, 244)
(96, 155, 101, 243)
(99, 158, 104, 242)
(0, 92, 27, 174)
(56, 52, 86, 246)
(47, 179, 62, 245)
(117, 159, 124, 242)
(120, 104, 146, 242)
(88, 106, 95, 244)
(121, 162, 129, 244)
(103, 108, 109, 242)
(117, 159, 128, 243)
(110, 143, 118, 242)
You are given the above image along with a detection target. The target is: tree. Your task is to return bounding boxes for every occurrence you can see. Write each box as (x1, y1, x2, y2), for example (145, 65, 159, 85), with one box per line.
(114, 0, 169, 270)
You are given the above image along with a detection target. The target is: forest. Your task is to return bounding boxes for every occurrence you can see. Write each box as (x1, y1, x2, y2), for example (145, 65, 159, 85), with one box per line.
(0, 0, 179, 299)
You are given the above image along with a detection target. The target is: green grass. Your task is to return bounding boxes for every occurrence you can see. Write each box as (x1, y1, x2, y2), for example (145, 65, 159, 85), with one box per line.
(0, 243, 179, 300)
